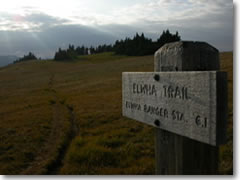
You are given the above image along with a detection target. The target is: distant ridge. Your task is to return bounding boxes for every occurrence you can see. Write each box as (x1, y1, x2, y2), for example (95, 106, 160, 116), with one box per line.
(0, 55, 19, 67)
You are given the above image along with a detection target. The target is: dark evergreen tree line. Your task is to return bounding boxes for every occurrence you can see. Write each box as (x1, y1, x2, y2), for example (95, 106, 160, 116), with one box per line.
(54, 29, 181, 61)
(14, 52, 38, 63)
(54, 44, 114, 61)
(113, 30, 181, 56)
(113, 33, 154, 56)
(54, 45, 78, 61)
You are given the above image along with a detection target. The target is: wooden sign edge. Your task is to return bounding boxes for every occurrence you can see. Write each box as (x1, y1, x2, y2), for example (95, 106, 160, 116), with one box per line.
(216, 71, 228, 145)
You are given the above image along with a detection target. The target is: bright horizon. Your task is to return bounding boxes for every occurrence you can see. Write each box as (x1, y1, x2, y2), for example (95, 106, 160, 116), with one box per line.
(0, 0, 233, 58)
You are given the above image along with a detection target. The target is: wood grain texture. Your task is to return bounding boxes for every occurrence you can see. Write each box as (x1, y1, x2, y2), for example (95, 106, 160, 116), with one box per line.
(153, 41, 226, 175)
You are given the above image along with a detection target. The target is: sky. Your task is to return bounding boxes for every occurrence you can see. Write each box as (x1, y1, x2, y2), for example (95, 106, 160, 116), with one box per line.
(0, 0, 233, 59)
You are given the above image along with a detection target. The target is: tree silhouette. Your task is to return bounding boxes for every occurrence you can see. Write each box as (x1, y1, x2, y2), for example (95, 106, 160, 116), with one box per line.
(14, 52, 38, 63)
(113, 30, 181, 56)
(54, 44, 78, 61)
(157, 29, 181, 47)
(53, 29, 181, 61)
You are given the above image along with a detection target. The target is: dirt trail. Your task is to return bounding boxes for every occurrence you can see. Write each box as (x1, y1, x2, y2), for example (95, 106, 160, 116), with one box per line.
(21, 73, 79, 175)
(47, 104, 78, 174)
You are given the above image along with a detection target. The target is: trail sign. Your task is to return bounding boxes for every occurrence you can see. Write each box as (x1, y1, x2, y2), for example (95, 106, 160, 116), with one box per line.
(122, 71, 227, 146)
(122, 41, 228, 174)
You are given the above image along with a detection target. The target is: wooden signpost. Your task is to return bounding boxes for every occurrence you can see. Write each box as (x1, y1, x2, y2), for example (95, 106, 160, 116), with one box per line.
(122, 41, 228, 174)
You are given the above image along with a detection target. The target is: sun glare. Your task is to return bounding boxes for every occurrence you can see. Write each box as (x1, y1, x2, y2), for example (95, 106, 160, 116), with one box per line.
(0, 0, 78, 19)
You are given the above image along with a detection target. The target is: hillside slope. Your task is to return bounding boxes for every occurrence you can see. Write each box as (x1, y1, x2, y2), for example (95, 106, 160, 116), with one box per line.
(0, 52, 233, 174)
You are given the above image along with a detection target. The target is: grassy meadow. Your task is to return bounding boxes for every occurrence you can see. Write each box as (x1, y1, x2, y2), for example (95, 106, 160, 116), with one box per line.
(0, 52, 233, 174)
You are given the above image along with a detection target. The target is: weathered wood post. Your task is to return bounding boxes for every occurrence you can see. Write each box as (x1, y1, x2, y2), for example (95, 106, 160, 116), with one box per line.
(122, 41, 227, 175)
(154, 41, 227, 174)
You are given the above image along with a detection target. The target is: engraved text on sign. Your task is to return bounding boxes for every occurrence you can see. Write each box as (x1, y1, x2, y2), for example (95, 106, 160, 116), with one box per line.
(122, 71, 226, 146)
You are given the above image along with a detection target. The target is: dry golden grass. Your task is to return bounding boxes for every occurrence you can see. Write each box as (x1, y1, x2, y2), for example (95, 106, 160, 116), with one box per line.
(0, 52, 233, 174)
(219, 52, 233, 174)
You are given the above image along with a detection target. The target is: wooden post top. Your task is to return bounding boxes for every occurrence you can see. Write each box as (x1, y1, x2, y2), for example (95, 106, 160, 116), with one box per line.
(154, 41, 220, 72)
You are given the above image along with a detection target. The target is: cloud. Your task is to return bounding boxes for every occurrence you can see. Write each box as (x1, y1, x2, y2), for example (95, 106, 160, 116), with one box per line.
(0, 12, 69, 31)
(24, 13, 69, 26)
(105, 0, 233, 51)
(0, 24, 117, 58)
(0, 0, 233, 59)
(109, 0, 233, 26)
(0, 1, 233, 32)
